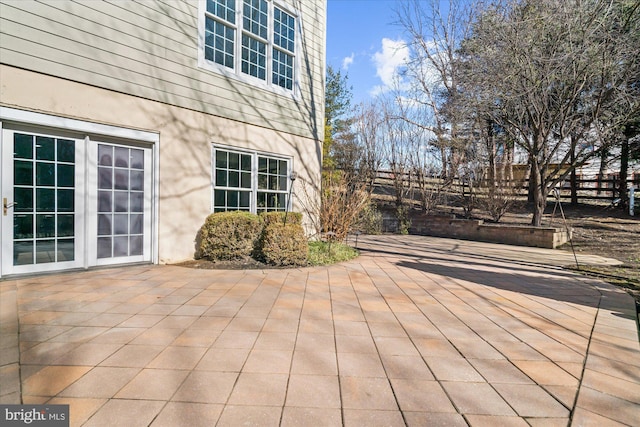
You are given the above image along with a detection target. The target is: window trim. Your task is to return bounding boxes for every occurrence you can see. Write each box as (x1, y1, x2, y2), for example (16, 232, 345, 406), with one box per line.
(197, 0, 301, 99)
(211, 144, 293, 214)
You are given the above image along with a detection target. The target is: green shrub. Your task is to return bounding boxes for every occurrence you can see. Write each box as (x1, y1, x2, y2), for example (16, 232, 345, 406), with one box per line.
(197, 211, 263, 261)
(261, 223, 308, 267)
(308, 241, 359, 266)
(261, 211, 303, 226)
(356, 202, 383, 234)
(396, 205, 411, 235)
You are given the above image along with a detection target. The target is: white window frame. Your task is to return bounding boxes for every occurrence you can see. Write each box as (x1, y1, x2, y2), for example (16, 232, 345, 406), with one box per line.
(198, 0, 301, 98)
(211, 144, 293, 214)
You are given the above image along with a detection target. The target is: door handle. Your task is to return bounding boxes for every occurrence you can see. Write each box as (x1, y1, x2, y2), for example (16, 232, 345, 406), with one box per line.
(3, 198, 17, 216)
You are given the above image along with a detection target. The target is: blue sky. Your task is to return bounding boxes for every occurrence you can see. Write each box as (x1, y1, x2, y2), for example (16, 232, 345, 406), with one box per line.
(326, 0, 408, 104)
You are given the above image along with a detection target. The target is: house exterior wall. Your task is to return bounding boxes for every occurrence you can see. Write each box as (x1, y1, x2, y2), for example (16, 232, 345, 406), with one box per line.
(0, 0, 325, 140)
(1, 65, 321, 264)
(0, 0, 325, 270)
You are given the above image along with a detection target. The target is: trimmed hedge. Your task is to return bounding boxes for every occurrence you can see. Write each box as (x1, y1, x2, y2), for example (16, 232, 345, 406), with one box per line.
(260, 222, 308, 267)
(260, 211, 303, 226)
(197, 211, 263, 261)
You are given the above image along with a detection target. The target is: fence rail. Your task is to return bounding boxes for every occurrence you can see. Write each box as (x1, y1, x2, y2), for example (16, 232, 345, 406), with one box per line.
(372, 170, 639, 205)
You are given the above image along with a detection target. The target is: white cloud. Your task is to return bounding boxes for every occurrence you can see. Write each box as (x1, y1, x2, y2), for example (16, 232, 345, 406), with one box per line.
(342, 53, 355, 70)
(371, 38, 410, 95)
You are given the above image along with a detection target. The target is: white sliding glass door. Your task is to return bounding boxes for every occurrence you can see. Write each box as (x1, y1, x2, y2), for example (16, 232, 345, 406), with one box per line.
(1, 123, 154, 277)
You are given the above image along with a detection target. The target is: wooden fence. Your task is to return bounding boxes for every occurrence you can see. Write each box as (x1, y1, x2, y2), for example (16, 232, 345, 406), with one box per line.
(372, 170, 640, 206)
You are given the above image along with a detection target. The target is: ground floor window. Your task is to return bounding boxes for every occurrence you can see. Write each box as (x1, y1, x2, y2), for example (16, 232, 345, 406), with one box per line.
(212, 146, 291, 213)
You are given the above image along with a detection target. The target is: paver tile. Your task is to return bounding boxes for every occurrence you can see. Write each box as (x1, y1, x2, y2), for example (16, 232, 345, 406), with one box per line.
(47, 397, 107, 427)
(52, 343, 121, 366)
(20, 342, 80, 365)
(585, 354, 640, 382)
(450, 337, 506, 360)
(424, 357, 484, 382)
(525, 418, 570, 427)
(403, 412, 467, 426)
(281, 407, 342, 427)
(261, 318, 299, 332)
(83, 399, 164, 427)
(225, 316, 266, 332)
(493, 383, 569, 417)
(414, 338, 461, 358)
(22, 366, 91, 397)
(147, 346, 207, 370)
(116, 314, 164, 328)
(253, 332, 297, 351)
(295, 332, 336, 352)
(390, 378, 456, 412)
(48, 327, 109, 343)
(89, 327, 146, 344)
(150, 402, 223, 427)
(464, 414, 530, 426)
(335, 334, 377, 353)
(511, 360, 579, 387)
(212, 330, 258, 349)
(374, 336, 421, 356)
(380, 354, 434, 380)
(227, 373, 289, 406)
(291, 350, 337, 375)
(242, 349, 293, 374)
(59, 366, 140, 398)
(576, 386, 640, 426)
(216, 405, 282, 427)
(367, 321, 408, 337)
(171, 328, 219, 347)
(581, 369, 640, 404)
(338, 352, 386, 377)
(172, 371, 238, 403)
(99, 344, 164, 368)
(340, 376, 398, 410)
(570, 407, 629, 427)
(285, 374, 341, 408)
(490, 340, 548, 361)
(18, 325, 71, 342)
(442, 381, 515, 416)
(333, 320, 371, 336)
(468, 359, 534, 384)
(0, 364, 20, 400)
(343, 409, 405, 427)
(195, 348, 249, 372)
(115, 368, 189, 400)
(189, 316, 231, 330)
(298, 318, 334, 334)
(129, 327, 183, 346)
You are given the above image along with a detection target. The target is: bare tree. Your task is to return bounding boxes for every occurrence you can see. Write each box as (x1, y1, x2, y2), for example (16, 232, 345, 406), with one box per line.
(459, 0, 640, 226)
(396, 0, 473, 179)
(352, 100, 387, 194)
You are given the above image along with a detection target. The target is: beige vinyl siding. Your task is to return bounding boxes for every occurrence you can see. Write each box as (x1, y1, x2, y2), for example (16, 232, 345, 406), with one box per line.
(0, 0, 325, 140)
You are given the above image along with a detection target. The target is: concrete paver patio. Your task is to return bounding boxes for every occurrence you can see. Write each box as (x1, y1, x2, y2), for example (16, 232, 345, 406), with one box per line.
(1, 235, 639, 426)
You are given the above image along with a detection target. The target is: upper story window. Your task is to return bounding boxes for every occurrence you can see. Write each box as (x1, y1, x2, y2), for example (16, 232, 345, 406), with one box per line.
(200, 0, 298, 93)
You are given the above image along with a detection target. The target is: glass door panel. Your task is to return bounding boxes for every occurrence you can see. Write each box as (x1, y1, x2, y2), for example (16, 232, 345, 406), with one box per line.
(15, 133, 75, 265)
(93, 142, 151, 265)
(1, 129, 83, 275)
